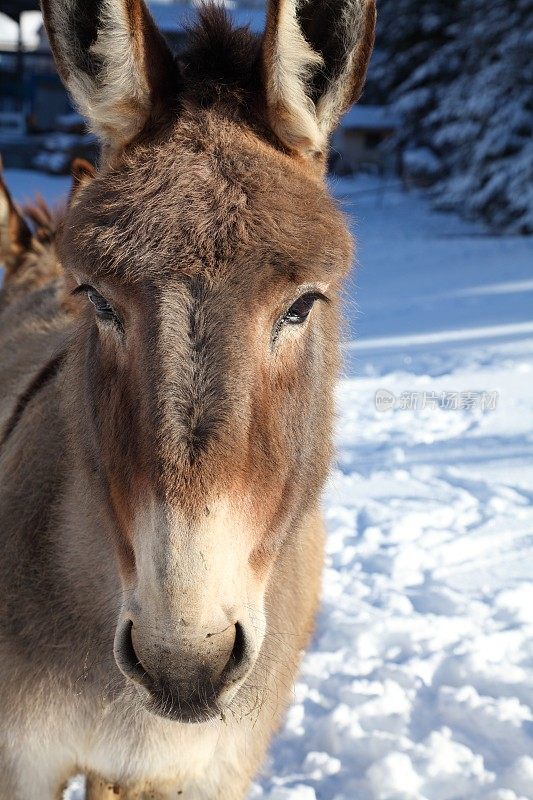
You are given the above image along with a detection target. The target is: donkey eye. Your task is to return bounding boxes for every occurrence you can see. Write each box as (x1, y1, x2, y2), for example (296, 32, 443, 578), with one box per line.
(73, 284, 122, 330)
(283, 292, 327, 325)
(87, 288, 113, 318)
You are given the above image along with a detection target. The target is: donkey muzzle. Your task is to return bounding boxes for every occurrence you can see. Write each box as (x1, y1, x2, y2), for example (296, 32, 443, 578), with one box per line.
(114, 616, 252, 722)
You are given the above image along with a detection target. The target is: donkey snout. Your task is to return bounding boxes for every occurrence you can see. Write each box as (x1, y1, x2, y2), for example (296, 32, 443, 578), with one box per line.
(114, 617, 252, 722)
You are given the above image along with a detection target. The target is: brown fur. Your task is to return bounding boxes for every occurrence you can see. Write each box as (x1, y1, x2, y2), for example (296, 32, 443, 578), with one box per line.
(0, 2, 375, 798)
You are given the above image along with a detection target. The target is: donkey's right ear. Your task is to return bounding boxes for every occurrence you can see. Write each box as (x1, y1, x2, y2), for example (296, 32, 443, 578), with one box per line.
(41, 0, 178, 154)
(262, 0, 376, 162)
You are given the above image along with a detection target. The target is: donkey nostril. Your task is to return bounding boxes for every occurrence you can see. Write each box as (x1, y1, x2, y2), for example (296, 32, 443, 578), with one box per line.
(121, 620, 139, 665)
(227, 621, 248, 677)
(114, 619, 152, 688)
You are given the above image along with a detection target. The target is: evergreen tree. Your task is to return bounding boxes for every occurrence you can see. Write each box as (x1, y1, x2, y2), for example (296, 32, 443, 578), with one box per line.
(369, 0, 533, 232)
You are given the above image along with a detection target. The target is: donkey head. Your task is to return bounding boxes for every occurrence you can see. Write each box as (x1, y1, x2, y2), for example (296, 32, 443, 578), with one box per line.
(42, 0, 375, 722)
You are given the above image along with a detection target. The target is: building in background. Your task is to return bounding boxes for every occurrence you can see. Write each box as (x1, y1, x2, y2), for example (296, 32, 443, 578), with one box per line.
(331, 105, 400, 177)
(0, 1, 63, 166)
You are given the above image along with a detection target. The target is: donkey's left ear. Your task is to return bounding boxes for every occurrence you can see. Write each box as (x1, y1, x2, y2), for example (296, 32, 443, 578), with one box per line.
(41, 0, 178, 154)
(69, 158, 96, 202)
(262, 0, 376, 160)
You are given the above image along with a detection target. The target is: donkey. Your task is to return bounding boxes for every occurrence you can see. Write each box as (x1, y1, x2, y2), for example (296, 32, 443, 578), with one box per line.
(0, 156, 95, 307)
(0, 164, 61, 308)
(0, 1, 375, 797)
(0, 158, 95, 431)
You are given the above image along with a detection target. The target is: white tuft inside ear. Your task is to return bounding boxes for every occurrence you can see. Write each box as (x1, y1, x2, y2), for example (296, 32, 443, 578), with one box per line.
(265, 0, 324, 156)
(87, 0, 150, 144)
(315, 0, 365, 135)
(44, 0, 157, 151)
(263, 0, 376, 161)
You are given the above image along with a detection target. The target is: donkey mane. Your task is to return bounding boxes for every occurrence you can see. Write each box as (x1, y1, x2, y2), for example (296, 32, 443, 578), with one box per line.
(0, 351, 65, 449)
(0, 193, 64, 303)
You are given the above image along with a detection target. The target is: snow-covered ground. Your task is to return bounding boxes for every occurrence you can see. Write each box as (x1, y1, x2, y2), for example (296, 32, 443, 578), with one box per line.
(6, 170, 533, 800)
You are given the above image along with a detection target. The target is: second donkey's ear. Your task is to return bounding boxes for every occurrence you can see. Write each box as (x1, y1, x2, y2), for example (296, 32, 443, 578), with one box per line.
(0, 158, 32, 273)
(41, 0, 178, 154)
(262, 0, 376, 160)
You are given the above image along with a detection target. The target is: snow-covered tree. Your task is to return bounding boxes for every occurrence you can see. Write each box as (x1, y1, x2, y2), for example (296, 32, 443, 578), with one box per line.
(370, 0, 533, 233)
